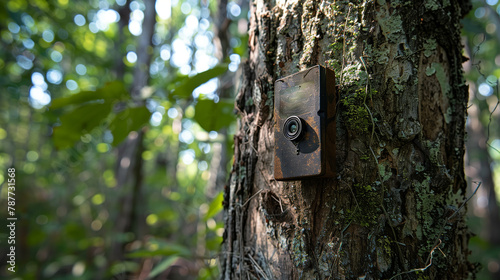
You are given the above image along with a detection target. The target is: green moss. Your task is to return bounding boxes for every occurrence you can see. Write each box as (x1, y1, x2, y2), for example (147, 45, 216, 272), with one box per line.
(326, 40, 344, 75)
(347, 184, 381, 227)
(417, 273, 431, 280)
(360, 155, 370, 161)
(376, 236, 392, 272)
(342, 88, 372, 135)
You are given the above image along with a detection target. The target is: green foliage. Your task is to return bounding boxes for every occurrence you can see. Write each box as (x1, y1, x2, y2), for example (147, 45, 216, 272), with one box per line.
(0, 0, 247, 278)
(108, 106, 151, 145)
(110, 261, 140, 276)
(50, 81, 130, 109)
(50, 65, 231, 148)
(127, 241, 191, 258)
(52, 102, 113, 149)
(148, 256, 180, 278)
(170, 65, 228, 98)
(195, 99, 235, 132)
(204, 191, 224, 222)
(50, 81, 152, 149)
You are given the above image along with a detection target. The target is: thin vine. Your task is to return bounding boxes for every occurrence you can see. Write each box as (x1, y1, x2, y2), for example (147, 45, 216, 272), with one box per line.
(470, 33, 500, 154)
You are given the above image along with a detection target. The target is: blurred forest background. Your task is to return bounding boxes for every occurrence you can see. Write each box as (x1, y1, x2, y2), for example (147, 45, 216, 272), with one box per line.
(0, 0, 499, 279)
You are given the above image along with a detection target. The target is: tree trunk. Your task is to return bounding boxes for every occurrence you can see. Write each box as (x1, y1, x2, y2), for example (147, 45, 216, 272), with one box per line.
(107, 0, 156, 275)
(463, 35, 500, 280)
(466, 101, 500, 280)
(221, 0, 476, 279)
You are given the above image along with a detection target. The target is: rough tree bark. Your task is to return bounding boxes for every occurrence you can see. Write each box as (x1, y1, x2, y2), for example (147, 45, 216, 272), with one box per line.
(221, 0, 476, 279)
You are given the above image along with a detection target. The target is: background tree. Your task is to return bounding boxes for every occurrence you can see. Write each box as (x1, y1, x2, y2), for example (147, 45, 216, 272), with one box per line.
(462, 1, 500, 279)
(221, 0, 476, 279)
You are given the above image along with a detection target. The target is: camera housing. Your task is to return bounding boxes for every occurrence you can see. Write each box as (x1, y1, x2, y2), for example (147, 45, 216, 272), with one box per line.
(274, 65, 337, 181)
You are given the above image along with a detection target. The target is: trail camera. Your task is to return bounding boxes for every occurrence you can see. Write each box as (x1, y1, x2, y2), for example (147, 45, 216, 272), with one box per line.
(274, 65, 337, 181)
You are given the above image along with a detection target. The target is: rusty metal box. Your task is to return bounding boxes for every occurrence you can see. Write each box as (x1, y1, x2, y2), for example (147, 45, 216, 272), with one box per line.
(273, 65, 336, 181)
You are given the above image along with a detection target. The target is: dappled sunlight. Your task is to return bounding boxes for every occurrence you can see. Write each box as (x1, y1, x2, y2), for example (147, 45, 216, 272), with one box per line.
(0, 0, 247, 278)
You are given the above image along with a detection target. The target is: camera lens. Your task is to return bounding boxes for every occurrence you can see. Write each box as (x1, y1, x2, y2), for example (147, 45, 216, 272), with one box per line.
(283, 116, 304, 141)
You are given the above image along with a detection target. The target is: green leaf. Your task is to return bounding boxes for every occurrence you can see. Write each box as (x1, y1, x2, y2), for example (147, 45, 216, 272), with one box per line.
(110, 261, 140, 276)
(206, 235, 223, 251)
(171, 64, 227, 98)
(53, 102, 113, 149)
(50, 81, 129, 109)
(109, 106, 152, 146)
(204, 191, 224, 221)
(148, 256, 179, 279)
(194, 99, 235, 132)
